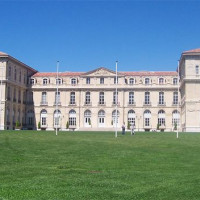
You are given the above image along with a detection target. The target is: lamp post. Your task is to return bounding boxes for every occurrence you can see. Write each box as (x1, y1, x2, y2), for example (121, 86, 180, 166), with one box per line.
(0, 66, 3, 130)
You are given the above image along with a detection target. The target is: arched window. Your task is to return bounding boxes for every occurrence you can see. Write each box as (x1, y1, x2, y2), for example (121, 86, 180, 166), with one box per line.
(112, 110, 120, 127)
(159, 78, 164, 84)
(43, 78, 48, 85)
(69, 110, 76, 126)
(71, 78, 77, 85)
(56, 78, 62, 85)
(158, 110, 165, 126)
(172, 110, 180, 127)
(41, 109, 47, 126)
(144, 110, 151, 126)
(128, 110, 135, 126)
(129, 78, 135, 85)
(54, 110, 61, 127)
(98, 110, 105, 127)
(145, 78, 150, 85)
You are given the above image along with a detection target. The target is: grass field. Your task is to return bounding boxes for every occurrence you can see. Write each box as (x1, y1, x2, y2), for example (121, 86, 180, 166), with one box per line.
(0, 131, 200, 200)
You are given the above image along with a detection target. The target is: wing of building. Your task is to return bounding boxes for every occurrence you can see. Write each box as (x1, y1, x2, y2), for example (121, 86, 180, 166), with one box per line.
(0, 49, 200, 132)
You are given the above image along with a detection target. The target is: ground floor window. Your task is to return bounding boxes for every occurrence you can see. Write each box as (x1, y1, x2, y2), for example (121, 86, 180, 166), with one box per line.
(144, 110, 151, 126)
(69, 110, 76, 126)
(172, 110, 180, 127)
(128, 110, 135, 126)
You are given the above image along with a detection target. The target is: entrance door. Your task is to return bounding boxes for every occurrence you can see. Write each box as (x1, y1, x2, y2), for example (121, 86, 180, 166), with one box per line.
(84, 117, 91, 127)
(98, 117, 105, 127)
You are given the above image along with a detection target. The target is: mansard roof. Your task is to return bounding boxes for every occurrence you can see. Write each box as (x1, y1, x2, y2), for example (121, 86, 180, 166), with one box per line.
(182, 48, 200, 54)
(0, 51, 8, 56)
(33, 70, 177, 77)
(33, 72, 84, 77)
(121, 71, 177, 76)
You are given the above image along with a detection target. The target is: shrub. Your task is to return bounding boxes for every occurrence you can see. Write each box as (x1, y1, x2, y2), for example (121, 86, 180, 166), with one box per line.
(66, 121, 69, 129)
(157, 123, 160, 130)
(127, 121, 130, 129)
(38, 121, 41, 129)
(16, 120, 20, 128)
(174, 122, 177, 130)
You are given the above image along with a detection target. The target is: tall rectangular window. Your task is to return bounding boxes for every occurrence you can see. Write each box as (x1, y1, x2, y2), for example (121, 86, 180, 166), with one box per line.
(99, 92, 104, 105)
(129, 92, 134, 105)
(196, 66, 199, 75)
(173, 92, 178, 105)
(113, 92, 118, 105)
(173, 78, 178, 85)
(86, 77, 90, 84)
(159, 92, 164, 105)
(100, 78, 104, 84)
(144, 92, 150, 105)
(85, 92, 91, 105)
(55, 91, 60, 104)
(70, 92, 75, 105)
(42, 92, 47, 104)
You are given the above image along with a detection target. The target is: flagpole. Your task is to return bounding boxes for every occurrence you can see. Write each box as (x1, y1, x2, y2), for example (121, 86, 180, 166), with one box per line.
(115, 61, 118, 138)
(177, 60, 179, 139)
(56, 61, 59, 136)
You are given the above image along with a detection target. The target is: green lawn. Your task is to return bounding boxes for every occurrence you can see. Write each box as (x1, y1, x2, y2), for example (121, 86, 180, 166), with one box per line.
(0, 131, 200, 200)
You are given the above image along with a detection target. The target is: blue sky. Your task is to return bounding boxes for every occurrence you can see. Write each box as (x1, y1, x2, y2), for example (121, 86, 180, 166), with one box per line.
(0, 1, 200, 72)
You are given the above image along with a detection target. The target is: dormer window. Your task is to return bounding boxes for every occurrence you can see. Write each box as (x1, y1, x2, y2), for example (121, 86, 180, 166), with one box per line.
(43, 78, 48, 85)
(86, 77, 90, 84)
(100, 77, 104, 84)
(56, 78, 62, 85)
(114, 77, 118, 84)
(30, 78, 35, 85)
(145, 78, 150, 85)
(159, 78, 164, 85)
(129, 78, 135, 85)
(196, 65, 199, 75)
(173, 78, 178, 85)
(71, 78, 77, 85)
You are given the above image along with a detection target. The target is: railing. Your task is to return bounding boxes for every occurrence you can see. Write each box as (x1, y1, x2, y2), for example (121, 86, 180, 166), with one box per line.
(69, 102, 76, 106)
(54, 102, 61, 106)
(112, 102, 120, 106)
(40, 102, 48, 106)
(98, 102, 106, 106)
(143, 102, 151, 106)
(158, 102, 166, 106)
(128, 102, 136, 106)
(84, 102, 92, 106)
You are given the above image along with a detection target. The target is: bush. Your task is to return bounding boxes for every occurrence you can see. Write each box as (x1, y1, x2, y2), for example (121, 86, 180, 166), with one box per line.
(38, 122, 41, 129)
(16, 120, 20, 128)
(111, 120, 113, 125)
(157, 123, 160, 130)
(174, 122, 177, 130)
(66, 121, 69, 129)
(127, 121, 130, 129)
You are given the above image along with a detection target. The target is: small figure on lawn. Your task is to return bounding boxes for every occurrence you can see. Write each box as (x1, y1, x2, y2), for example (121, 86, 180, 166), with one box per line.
(122, 122, 125, 135)
(130, 123, 135, 135)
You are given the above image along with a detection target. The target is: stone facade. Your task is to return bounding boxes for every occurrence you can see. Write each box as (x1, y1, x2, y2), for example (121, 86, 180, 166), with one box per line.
(0, 48, 200, 132)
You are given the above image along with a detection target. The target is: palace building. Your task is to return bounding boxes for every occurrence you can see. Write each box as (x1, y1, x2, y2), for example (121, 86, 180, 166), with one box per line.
(0, 49, 200, 132)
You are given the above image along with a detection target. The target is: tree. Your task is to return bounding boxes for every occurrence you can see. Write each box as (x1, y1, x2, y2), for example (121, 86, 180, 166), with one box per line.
(88, 118, 91, 126)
